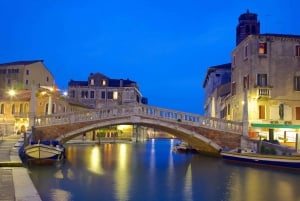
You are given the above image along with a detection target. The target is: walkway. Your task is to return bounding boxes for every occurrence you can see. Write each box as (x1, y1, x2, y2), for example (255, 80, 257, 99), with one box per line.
(0, 135, 41, 201)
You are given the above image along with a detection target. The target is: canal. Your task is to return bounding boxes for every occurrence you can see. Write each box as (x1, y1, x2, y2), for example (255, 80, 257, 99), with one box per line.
(28, 139, 300, 201)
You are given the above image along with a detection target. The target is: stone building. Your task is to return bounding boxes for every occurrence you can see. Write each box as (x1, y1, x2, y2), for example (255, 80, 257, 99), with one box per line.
(0, 88, 89, 135)
(68, 72, 147, 108)
(231, 33, 300, 143)
(0, 60, 54, 96)
(202, 63, 231, 118)
(203, 10, 300, 147)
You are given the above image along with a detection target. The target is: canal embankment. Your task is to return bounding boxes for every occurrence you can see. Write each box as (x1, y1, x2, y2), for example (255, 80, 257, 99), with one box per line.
(0, 135, 41, 201)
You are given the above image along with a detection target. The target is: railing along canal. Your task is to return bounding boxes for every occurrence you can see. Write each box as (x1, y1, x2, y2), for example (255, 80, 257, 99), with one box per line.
(34, 104, 243, 134)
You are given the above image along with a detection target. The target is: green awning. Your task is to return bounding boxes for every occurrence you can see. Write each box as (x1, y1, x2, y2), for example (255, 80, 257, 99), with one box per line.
(251, 123, 300, 129)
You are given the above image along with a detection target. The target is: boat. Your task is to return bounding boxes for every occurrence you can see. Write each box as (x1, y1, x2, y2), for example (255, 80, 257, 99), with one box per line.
(173, 141, 198, 154)
(21, 140, 65, 165)
(221, 148, 300, 170)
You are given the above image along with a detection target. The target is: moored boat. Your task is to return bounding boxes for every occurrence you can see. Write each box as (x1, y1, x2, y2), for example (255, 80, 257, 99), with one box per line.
(173, 141, 198, 154)
(21, 140, 65, 165)
(221, 148, 300, 170)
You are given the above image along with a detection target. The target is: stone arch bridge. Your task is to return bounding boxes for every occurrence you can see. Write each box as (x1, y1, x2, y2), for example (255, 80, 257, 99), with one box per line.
(32, 104, 243, 155)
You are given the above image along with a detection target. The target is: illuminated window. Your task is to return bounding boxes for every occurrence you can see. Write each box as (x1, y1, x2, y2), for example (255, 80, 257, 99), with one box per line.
(90, 79, 94, 85)
(294, 76, 300, 91)
(258, 42, 267, 54)
(113, 91, 118, 100)
(259, 105, 265, 119)
(102, 80, 107, 86)
(257, 74, 267, 86)
(296, 45, 300, 56)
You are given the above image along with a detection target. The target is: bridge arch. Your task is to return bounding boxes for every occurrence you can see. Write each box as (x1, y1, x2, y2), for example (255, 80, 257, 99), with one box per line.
(55, 116, 222, 155)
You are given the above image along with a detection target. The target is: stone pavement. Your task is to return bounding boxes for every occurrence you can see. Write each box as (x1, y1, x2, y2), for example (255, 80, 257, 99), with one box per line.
(0, 135, 41, 201)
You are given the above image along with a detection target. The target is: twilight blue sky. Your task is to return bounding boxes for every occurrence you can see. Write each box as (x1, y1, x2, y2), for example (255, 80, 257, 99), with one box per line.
(1, 0, 300, 114)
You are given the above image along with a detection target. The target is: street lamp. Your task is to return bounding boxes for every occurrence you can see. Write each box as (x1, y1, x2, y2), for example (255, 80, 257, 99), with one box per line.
(8, 89, 16, 97)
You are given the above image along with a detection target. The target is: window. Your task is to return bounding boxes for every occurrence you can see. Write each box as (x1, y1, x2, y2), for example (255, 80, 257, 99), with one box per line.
(259, 105, 265, 119)
(107, 91, 113, 99)
(294, 76, 300, 91)
(257, 74, 268, 86)
(81, 91, 88, 98)
(0, 104, 4, 114)
(26, 70, 29, 75)
(227, 104, 231, 115)
(46, 76, 49, 82)
(244, 45, 248, 59)
(90, 91, 95, 99)
(258, 42, 267, 54)
(19, 104, 23, 114)
(232, 55, 236, 66)
(101, 91, 106, 99)
(231, 82, 236, 95)
(243, 75, 249, 89)
(90, 79, 94, 86)
(113, 91, 118, 100)
(296, 107, 300, 120)
(70, 90, 75, 98)
(11, 104, 15, 114)
(102, 80, 107, 86)
(25, 80, 29, 85)
(296, 45, 300, 56)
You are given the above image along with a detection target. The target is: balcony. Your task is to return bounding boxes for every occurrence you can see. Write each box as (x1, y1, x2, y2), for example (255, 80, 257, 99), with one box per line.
(257, 87, 271, 98)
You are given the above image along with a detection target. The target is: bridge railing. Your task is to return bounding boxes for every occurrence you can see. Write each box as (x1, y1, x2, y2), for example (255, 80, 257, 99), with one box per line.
(34, 104, 243, 134)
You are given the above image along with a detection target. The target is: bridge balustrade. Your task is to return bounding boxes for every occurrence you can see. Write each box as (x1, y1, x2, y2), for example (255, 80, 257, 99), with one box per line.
(33, 104, 243, 134)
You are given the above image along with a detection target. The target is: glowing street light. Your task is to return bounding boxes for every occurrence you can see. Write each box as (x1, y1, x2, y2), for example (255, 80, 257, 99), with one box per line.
(8, 89, 16, 97)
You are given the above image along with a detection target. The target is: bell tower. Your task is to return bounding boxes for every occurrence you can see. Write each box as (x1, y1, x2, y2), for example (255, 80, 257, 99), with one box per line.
(236, 9, 260, 46)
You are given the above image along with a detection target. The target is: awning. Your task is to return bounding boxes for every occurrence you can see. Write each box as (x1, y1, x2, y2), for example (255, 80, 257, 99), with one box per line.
(251, 123, 300, 129)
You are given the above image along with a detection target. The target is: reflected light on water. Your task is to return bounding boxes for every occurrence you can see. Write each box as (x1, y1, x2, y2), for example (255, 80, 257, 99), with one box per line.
(114, 144, 130, 201)
(183, 164, 193, 201)
(88, 146, 104, 175)
(50, 189, 72, 201)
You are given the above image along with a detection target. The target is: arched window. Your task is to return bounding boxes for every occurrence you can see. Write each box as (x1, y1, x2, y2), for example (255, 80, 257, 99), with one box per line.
(24, 103, 29, 113)
(11, 104, 15, 114)
(19, 103, 23, 114)
(45, 103, 49, 114)
(0, 104, 4, 114)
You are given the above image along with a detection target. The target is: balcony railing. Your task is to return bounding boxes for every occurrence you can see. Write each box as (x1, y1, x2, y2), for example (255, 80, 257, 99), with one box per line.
(258, 87, 271, 98)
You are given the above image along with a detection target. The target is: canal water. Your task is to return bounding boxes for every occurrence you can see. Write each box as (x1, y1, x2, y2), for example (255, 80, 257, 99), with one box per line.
(28, 139, 300, 201)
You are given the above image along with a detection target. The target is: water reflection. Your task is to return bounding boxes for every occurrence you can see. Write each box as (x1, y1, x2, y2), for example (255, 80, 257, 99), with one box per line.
(114, 144, 131, 201)
(28, 140, 300, 201)
(88, 146, 104, 175)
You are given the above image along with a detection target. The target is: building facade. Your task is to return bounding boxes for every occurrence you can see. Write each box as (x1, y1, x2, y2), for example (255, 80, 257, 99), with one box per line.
(231, 34, 300, 144)
(0, 88, 89, 135)
(203, 63, 231, 118)
(68, 73, 147, 108)
(0, 60, 54, 97)
(203, 10, 300, 148)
